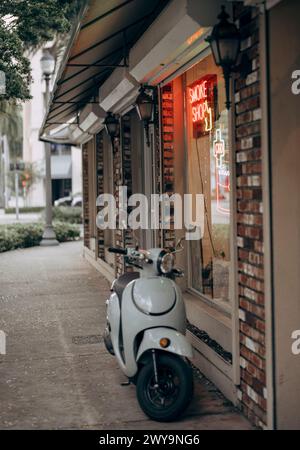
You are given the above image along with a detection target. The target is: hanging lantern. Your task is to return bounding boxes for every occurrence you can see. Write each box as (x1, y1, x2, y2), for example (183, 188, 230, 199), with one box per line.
(104, 112, 119, 146)
(206, 6, 241, 109)
(135, 86, 154, 147)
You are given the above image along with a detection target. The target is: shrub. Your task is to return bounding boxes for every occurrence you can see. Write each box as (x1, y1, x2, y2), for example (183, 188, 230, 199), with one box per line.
(5, 207, 45, 214)
(0, 222, 80, 253)
(52, 206, 82, 224)
(0, 228, 17, 252)
(53, 222, 80, 242)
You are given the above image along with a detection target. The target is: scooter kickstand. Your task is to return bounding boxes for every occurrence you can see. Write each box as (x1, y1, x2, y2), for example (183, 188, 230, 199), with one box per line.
(120, 381, 131, 386)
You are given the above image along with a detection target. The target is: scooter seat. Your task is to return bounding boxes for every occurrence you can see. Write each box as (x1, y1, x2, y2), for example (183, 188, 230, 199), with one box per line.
(114, 272, 140, 302)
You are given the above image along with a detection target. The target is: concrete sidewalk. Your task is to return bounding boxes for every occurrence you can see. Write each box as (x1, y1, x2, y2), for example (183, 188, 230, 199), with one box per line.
(0, 242, 253, 430)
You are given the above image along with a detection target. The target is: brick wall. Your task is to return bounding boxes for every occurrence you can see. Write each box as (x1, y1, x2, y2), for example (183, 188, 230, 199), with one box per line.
(161, 83, 176, 248)
(82, 142, 90, 249)
(96, 132, 105, 260)
(233, 4, 266, 428)
(113, 115, 134, 277)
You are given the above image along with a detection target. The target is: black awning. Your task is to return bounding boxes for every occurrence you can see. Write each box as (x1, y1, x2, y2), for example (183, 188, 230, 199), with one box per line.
(41, 0, 169, 137)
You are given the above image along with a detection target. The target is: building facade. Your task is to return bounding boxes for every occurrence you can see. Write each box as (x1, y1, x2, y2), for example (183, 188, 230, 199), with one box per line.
(23, 47, 82, 207)
(40, 0, 300, 429)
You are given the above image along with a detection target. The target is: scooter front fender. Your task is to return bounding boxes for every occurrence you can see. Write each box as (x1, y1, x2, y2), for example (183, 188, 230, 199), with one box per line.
(107, 293, 128, 374)
(136, 328, 194, 362)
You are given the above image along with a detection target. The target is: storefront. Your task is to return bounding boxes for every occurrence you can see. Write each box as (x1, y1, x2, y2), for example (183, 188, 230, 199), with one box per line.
(154, 46, 239, 401)
(39, 0, 300, 430)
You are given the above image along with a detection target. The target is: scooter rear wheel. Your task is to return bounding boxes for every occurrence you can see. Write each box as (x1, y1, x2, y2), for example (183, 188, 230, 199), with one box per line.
(136, 353, 193, 422)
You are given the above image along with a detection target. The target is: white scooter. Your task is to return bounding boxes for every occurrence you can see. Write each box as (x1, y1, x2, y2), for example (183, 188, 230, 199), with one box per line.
(103, 241, 194, 422)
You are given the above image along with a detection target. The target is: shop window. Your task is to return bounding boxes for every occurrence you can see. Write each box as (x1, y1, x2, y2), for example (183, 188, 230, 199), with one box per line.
(103, 132, 114, 251)
(185, 53, 231, 306)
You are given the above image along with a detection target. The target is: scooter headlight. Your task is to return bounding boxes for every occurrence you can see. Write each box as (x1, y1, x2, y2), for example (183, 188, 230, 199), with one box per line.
(158, 251, 175, 275)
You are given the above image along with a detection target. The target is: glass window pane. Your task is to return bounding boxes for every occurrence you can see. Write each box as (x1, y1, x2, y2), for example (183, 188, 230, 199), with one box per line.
(185, 53, 231, 304)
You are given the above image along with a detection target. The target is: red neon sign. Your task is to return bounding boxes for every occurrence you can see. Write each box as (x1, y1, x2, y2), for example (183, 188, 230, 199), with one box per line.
(188, 75, 217, 138)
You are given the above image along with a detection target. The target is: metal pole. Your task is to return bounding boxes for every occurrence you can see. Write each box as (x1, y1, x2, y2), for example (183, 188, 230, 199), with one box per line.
(15, 171, 19, 221)
(40, 74, 58, 246)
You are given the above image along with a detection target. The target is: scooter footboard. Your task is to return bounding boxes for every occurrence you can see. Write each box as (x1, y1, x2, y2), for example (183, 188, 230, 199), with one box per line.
(136, 328, 194, 361)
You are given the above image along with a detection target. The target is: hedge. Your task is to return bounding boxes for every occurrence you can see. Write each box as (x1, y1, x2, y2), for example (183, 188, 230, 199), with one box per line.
(5, 207, 44, 214)
(52, 206, 82, 224)
(0, 222, 80, 253)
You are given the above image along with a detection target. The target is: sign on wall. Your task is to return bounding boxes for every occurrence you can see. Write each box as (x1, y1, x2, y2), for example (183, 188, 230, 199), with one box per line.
(213, 128, 230, 215)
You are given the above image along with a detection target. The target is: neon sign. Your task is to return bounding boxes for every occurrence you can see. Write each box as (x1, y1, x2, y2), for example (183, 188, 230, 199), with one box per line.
(213, 129, 230, 215)
(188, 75, 217, 138)
(213, 128, 225, 168)
(187, 29, 204, 46)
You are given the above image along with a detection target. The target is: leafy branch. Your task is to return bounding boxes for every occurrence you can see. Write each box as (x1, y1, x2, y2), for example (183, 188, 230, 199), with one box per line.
(0, 0, 85, 101)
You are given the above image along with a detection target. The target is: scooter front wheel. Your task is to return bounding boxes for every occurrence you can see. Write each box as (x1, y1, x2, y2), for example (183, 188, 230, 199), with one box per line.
(136, 353, 193, 422)
(103, 327, 115, 356)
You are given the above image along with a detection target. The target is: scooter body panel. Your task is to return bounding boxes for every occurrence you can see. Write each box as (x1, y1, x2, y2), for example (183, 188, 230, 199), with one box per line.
(132, 277, 176, 315)
(120, 278, 186, 377)
(136, 328, 194, 361)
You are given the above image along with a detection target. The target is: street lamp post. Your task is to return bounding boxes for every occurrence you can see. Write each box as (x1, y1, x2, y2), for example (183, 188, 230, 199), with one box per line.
(9, 161, 25, 221)
(40, 51, 58, 246)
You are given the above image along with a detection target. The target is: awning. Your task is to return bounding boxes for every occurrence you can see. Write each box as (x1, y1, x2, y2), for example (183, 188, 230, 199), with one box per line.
(40, 0, 169, 141)
(129, 0, 224, 85)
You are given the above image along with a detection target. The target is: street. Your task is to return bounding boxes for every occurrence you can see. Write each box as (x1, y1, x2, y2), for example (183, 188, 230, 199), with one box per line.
(0, 209, 41, 225)
(0, 242, 252, 430)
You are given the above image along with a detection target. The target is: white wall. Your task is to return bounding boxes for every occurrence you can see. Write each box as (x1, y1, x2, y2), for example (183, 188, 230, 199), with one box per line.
(269, 0, 300, 430)
(71, 146, 82, 195)
(23, 49, 46, 207)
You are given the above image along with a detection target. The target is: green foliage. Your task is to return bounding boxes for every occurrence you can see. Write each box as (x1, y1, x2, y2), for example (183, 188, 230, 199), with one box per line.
(0, 19, 32, 100)
(52, 206, 83, 224)
(20, 162, 42, 193)
(0, 101, 23, 158)
(0, 221, 80, 252)
(5, 207, 44, 214)
(53, 221, 80, 242)
(0, 0, 86, 101)
(7, 161, 42, 194)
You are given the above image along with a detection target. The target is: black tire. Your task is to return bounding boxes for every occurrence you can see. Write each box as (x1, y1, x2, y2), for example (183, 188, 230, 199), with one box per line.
(136, 353, 193, 422)
(103, 328, 115, 355)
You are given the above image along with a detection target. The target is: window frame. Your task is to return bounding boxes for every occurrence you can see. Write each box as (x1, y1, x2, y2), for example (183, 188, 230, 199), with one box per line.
(180, 52, 236, 318)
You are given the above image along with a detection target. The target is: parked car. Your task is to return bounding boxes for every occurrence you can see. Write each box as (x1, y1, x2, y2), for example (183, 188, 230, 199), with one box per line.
(54, 193, 82, 208)
(54, 196, 72, 207)
(72, 194, 82, 207)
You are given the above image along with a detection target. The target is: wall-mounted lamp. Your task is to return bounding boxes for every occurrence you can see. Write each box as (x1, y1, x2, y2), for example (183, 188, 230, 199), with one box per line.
(206, 6, 251, 110)
(104, 112, 119, 148)
(135, 86, 155, 147)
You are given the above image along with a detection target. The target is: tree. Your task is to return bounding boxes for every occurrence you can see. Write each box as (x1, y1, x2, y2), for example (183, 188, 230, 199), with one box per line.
(0, 101, 23, 158)
(7, 162, 42, 199)
(0, 0, 85, 101)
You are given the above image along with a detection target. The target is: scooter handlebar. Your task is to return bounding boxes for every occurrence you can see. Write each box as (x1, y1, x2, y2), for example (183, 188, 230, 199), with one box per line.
(108, 247, 127, 255)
